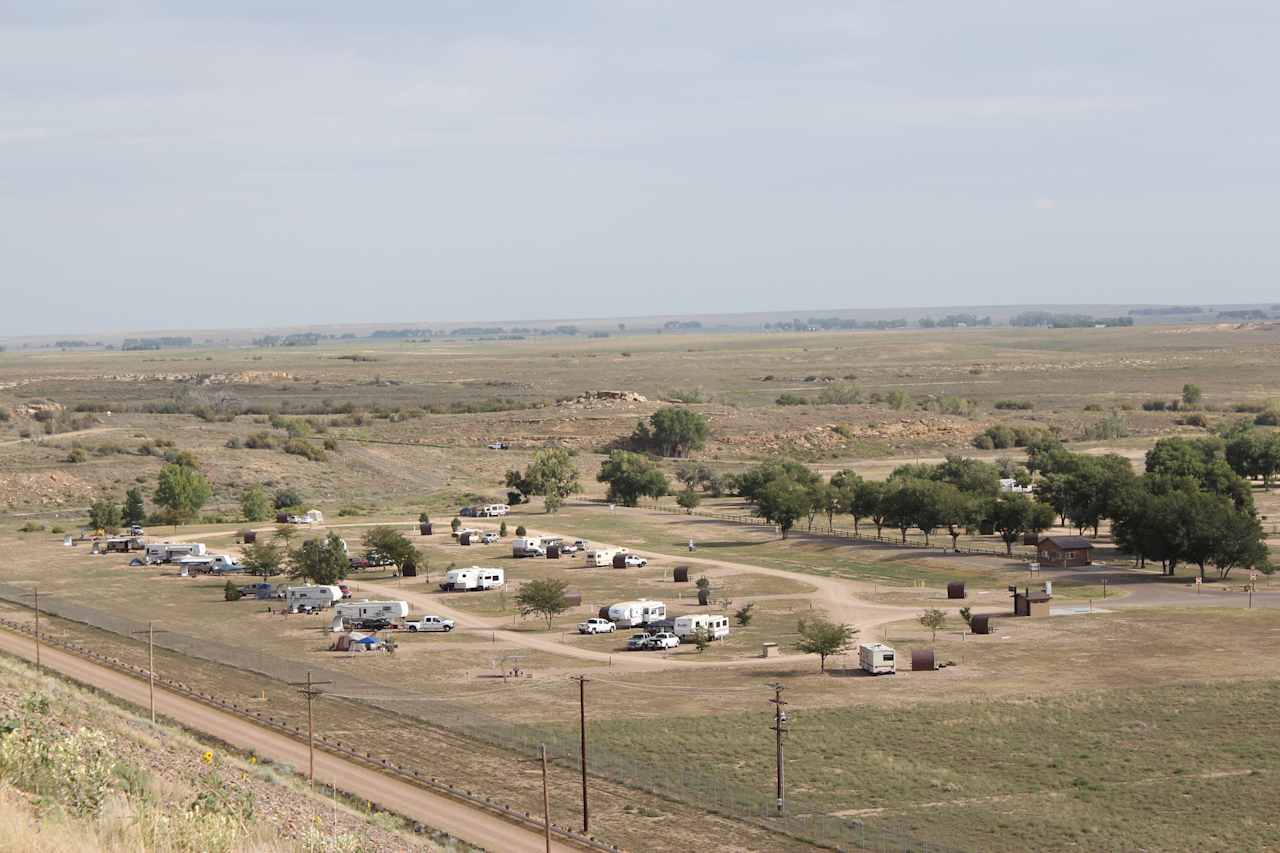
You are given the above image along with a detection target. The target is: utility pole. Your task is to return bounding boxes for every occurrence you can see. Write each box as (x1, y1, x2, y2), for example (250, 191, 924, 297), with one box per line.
(541, 743, 552, 853)
(31, 586, 40, 673)
(571, 674, 590, 832)
(768, 682, 788, 816)
(130, 621, 170, 724)
(289, 672, 332, 786)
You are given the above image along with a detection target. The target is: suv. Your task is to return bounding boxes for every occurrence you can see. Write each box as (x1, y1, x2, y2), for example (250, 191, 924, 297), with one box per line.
(560, 542, 579, 554)
(487, 441, 509, 450)
(624, 554, 649, 568)
(627, 633, 654, 651)
(481, 532, 500, 544)
(577, 617, 616, 635)
(406, 615, 455, 633)
(647, 632, 680, 650)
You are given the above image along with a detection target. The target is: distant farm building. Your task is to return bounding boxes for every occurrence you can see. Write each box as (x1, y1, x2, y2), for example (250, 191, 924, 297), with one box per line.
(1037, 535, 1094, 568)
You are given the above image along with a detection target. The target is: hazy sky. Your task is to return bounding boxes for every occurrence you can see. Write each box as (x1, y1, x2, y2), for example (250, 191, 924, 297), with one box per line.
(3, 2, 1277, 336)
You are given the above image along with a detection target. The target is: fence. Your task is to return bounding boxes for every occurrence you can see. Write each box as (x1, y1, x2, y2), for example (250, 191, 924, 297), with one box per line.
(0, 581, 958, 853)
(649, 503, 1038, 560)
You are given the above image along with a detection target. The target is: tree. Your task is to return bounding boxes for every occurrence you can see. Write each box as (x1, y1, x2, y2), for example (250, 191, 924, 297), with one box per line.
(935, 484, 977, 550)
(88, 498, 122, 532)
(507, 448, 582, 512)
(362, 527, 419, 575)
(987, 493, 1055, 555)
(675, 461, 716, 491)
(676, 487, 702, 513)
(499, 520, 508, 537)
(597, 451, 670, 506)
(241, 540, 285, 578)
(153, 463, 211, 525)
(755, 475, 813, 538)
(289, 533, 349, 585)
(632, 407, 709, 457)
(274, 487, 304, 510)
(850, 480, 884, 535)
(273, 523, 297, 546)
(451, 517, 461, 533)
(240, 485, 271, 522)
(516, 525, 527, 537)
(224, 580, 242, 601)
(812, 481, 843, 530)
(515, 578, 571, 629)
(734, 603, 755, 626)
(692, 627, 710, 653)
(794, 618, 858, 671)
(919, 608, 947, 642)
(418, 511, 430, 524)
(122, 488, 146, 527)
(1182, 383, 1203, 407)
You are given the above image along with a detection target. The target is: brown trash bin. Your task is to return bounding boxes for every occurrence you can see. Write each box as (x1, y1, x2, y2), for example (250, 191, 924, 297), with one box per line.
(970, 614, 993, 635)
(458, 532, 472, 546)
(947, 581, 965, 599)
(547, 545, 561, 559)
(612, 553, 628, 569)
(911, 649, 937, 671)
(673, 566, 690, 583)
(240, 529, 257, 544)
(419, 522, 432, 536)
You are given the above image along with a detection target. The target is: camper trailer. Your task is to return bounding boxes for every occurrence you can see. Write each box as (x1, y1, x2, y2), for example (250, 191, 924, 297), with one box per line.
(478, 504, 510, 517)
(606, 600, 666, 628)
(144, 542, 207, 564)
(302, 509, 324, 524)
(673, 614, 730, 641)
(177, 554, 240, 575)
(439, 567, 505, 592)
(105, 536, 145, 553)
(858, 643, 897, 675)
(585, 548, 624, 567)
(286, 585, 343, 612)
(335, 600, 409, 624)
(512, 537, 544, 558)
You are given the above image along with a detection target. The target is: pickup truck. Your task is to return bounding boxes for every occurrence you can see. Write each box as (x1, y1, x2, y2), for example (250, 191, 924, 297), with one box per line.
(577, 617, 616, 635)
(406, 615, 455, 633)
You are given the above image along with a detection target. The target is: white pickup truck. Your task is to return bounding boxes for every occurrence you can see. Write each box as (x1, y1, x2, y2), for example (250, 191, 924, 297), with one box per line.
(405, 615, 455, 633)
(577, 617, 616, 635)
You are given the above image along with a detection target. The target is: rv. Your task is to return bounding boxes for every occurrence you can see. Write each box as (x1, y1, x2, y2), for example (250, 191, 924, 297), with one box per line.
(512, 537, 544, 558)
(452, 527, 481, 541)
(606, 600, 666, 628)
(105, 536, 145, 553)
(335, 600, 409, 624)
(478, 504, 510, 517)
(177, 554, 240, 575)
(144, 542, 207, 564)
(858, 643, 897, 675)
(439, 567, 505, 592)
(673, 614, 730, 641)
(586, 547, 624, 567)
(302, 509, 324, 524)
(286, 585, 343, 612)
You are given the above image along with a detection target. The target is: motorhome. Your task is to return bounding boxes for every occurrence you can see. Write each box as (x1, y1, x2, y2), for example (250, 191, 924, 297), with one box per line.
(177, 554, 240, 575)
(104, 536, 145, 553)
(286, 585, 343, 612)
(606, 600, 666, 628)
(512, 537, 544, 558)
(144, 542, 207, 563)
(335, 600, 409, 624)
(478, 504, 510, 517)
(586, 547, 624, 567)
(858, 643, 897, 675)
(439, 567, 505, 592)
(673, 614, 730, 641)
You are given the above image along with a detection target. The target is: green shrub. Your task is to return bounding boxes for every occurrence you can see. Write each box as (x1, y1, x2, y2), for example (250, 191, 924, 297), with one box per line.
(994, 400, 1034, 410)
(65, 447, 87, 463)
(283, 438, 326, 462)
(775, 393, 808, 406)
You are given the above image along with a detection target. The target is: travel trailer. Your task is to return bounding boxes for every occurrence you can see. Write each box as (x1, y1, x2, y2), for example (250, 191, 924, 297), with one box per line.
(439, 567, 505, 592)
(144, 542, 207, 563)
(286, 585, 343, 612)
(334, 600, 409, 623)
(673, 614, 730, 641)
(585, 547, 625, 567)
(606, 600, 666, 628)
(176, 554, 240, 575)
(512, 537, 544, 558)
(858, 643, 897, 675)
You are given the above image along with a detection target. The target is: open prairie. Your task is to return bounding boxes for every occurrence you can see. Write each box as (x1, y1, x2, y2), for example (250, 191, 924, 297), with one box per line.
(2, 320, 1279, 851)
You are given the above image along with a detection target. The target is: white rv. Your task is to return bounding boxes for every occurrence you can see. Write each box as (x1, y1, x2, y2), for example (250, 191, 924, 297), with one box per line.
(512, 537, 544, 558)
(585, 548, 621, 567)
(478, 504, 510, 517)
(145, 542, 207, 563)
(606, 600, 666, 628)
(302, 509, 324, 524)
(177, 554, 240, 575)
(673, 614, 730, 641)
(439, 567, 505, 592)
(286, 585, 343, 612)
(858, 643, 897, 675)
(335, 600, 409, 623)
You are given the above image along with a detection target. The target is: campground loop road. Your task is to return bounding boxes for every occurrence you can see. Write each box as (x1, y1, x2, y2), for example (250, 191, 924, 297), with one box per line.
(0, 627, 594, 853)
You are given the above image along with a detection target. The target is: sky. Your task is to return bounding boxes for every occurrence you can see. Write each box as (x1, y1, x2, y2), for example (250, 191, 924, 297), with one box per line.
(2, 2, 1278, 336)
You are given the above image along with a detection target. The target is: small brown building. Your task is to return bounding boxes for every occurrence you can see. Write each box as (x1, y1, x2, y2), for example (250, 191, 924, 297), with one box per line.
(1037, 535, 1093, 568)
(1013, 589, 1052, 617)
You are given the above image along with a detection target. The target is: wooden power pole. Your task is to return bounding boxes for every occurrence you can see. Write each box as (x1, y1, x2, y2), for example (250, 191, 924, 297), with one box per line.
(571, 674, 590, 832)
(541, 743, 553, 853)
(768, 682, 788, 815)
(130, 621, 170, 724)
(289, 672, 332, 786)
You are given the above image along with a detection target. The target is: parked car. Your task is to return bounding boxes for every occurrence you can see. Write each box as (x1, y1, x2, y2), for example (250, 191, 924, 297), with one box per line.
(574, 539, 589, 550)
(349, 556, 371, 570)
(366, 551, 394, 567)
(338, 582, 352, 599)
(560, 542, 579, 554)
(406, 615, 455, 633)
(577, 617, 616, 635)
(627, 633, 654, 651)
(481, 532, 500, 544)
(647, 632, 680, 650)
(129, 524, 144, 535)
(487, 441, 509, 450)
(624, 554, 649, 568)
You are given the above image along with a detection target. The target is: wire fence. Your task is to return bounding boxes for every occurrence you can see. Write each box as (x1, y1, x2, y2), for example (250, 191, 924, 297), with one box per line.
(0, 581, 960, 853)
(648, 503, 1038, 560)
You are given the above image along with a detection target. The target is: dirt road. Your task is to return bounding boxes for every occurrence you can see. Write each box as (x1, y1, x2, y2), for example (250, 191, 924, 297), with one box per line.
(0, 628, 581, 853)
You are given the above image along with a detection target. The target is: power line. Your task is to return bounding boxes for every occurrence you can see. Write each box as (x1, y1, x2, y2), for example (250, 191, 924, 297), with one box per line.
(288, 672, 333, 787)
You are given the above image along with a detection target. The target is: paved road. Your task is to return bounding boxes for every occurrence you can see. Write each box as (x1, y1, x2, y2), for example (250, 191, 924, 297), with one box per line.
(0, 628, 580, 853)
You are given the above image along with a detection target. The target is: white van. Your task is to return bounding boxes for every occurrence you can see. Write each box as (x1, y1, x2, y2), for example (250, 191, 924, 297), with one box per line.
(286, 585, 343, 612)
(335, 600, 409, 623)
(512, 537, 544, 558)
(858, 643, 896, 675)
(606, 600, 666, 628)
(673, 614, 730, 641)
(440, 567, 505, 592)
